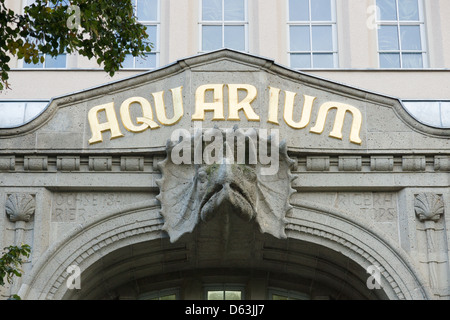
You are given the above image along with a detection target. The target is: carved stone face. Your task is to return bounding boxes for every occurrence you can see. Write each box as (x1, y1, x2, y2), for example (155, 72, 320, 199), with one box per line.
(197, 163, 257, 223)
(156, 128, 295, 243)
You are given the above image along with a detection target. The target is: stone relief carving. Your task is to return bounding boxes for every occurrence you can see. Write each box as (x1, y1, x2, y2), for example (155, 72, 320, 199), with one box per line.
(414, 193, 444, 222)
(414, 192, 446, 296)
(5, 193, 36, 222)
(156, 127, 296, 242)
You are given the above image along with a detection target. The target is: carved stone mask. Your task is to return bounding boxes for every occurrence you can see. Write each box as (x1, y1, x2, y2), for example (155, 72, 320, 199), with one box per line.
(156, 127, 296, 242)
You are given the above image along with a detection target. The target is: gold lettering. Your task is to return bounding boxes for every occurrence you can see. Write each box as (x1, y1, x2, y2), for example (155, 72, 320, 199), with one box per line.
(192, 84, 225, 120)
(310, 102, 363, 145)
(120, 97, 159, 133)
(227, 84, 260, 121)
(88, 102, 124, 144)
(86, 83, 365, 147)
(283, 91, 316, 129)
(267, 87, 281, 124)
(152, 86, 184, 126)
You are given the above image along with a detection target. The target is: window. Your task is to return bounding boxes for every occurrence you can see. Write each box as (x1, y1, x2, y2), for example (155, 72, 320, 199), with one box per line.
(402, 101, 450, 128)
(205, 285, 244, 300)
(269, 288, 310, 300)
(22, 54, 67, 69)
(288, 0, 338, 69)
(200, 0, 248, 52)
(376, 0, 426, 68)
(0, 101, 49, 128)
(138, 288, 179, 300)
(21, 0, 68, 68)
(123, 0, 160, 69)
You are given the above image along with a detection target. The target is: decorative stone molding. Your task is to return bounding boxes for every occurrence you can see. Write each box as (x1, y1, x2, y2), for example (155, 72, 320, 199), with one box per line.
(5, 193, 36, 222)
(88, 156, 112, 171)
(120, 156, 144, 171)
(414, 193, 444, 222)
(338, 156, 362, 171)
(306, 156, 330, 171)
(414, 192, 445, 295)
(24, 156, 48, 171)
(0, 153, 448, 173)
(435, 156, 450, 172)
(0, 156, 15, 171)
(57, 156, 80, 171)
(402, 155, 426, 172)
(370, 156, 394, 171)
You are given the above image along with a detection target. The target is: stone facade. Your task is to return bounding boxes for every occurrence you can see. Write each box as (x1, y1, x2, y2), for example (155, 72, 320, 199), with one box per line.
(0, 50, 449, 300)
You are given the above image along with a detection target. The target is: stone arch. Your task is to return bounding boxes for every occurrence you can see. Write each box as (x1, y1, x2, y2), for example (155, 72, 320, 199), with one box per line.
(287, 199, 431, 300)
(17, 199, 164, 300)
(17, 198, 431, 300)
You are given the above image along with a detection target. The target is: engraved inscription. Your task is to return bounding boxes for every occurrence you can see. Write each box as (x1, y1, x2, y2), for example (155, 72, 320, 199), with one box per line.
(51, 192, 140, 222)
(334, 192, 397, 222)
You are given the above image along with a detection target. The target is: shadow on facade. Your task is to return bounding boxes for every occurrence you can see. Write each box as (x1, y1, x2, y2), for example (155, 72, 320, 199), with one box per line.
(63, 211, 387, 300)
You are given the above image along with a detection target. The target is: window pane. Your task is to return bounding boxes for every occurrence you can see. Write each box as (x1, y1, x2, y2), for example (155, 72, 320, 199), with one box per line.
(144, 25, 157, 49)
(272, 294, 290, 300)
(207, 291, 224, 300)
(400, 25, 421, 50)
(203, 0, 222, 21)
(378, 25, 399, 50)
(312, 25, 333, 51)
(225, 291, 242, 300)
(402, 53, 422, 68)
(0, 103, 25, 127)
(23, 55, 44, 68)
(24, 102, 48, 122)
(313, 53, 334, 68)
(377, 0, 397, 20)
(202, 25, 223, 51)
(441, 102, 450, 127)
(289, 0, 309, 21)
(137, 0, 158, 21)
(159, 294, 177, 300)
(311, 0, 332, 21)
(403, 101, 442, 127)
(224, 25, 245, 51)
(290, 25, 310, 51)
(136, 53, 156, 68)
(224, 0, 245, 21)
(291, 53, 311, 68)
(45, 54, 66, 68)
(379, 53, 401, 68)
(122, 54, 135, 68)
(398, 0, 419, 21)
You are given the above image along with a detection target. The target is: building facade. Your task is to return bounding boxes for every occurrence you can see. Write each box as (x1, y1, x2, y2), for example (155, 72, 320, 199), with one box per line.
(0, 0, 449, 300)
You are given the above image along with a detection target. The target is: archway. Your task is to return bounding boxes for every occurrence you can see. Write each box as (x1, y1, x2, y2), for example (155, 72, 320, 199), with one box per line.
(17, 199, 430, 300)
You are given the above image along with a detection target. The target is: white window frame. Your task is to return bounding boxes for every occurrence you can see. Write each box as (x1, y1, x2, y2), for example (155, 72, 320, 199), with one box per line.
(402, 100, 450, 128)
(268, 288, 310, 300)
(204, 284, 245, 300)
(123, 0, 160, 69)
(287, 0, 338, 69)
(375, 0, 427, 68)
(199, 0, 249, 53)
(138, 288, 179, 300)
(19, 0, 69, 69)
(0, 100, 49, 128)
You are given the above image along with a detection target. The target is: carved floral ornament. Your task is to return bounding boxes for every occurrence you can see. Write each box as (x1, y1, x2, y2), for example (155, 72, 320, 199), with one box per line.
(156, 126, 296, 242)
(414, 193, 444, 222)
(5, 193, 36, 222)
